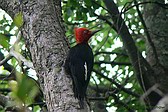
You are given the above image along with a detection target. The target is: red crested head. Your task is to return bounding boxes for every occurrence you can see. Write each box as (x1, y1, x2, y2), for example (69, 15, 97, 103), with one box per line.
(74, 27, 100, 44)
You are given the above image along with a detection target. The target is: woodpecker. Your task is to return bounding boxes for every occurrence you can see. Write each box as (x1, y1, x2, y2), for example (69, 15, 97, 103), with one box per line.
(64, 27, 100, 108)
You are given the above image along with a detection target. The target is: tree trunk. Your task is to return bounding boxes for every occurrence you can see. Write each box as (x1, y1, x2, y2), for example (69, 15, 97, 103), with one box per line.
(0, 0, 90, 111)
(144, 0, 168, 108)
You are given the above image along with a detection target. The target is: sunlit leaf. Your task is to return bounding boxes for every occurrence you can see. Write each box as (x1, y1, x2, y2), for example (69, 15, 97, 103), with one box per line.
(13, 12, 23, 28)
(0, 33, 10, 48)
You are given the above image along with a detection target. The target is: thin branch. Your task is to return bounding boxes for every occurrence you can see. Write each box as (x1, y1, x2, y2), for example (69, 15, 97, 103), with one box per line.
(133, 0, 159, 64)
(89, 85, 135, 111)
(10, 50, 34, 69)
(94, 61, 131, 66)
(94, 13, 117, 31)
(103, 0, 155, 91)
(89, 85, 118, 94)
(90, 76, 99, 95)
(124, 1, 168, 13)
(140, 84, 164, 102)
(65, 19, 97, 25)
(91, 0, 108, 12)
(0, 51, 15, 74)
(89, 96, 108, 101)
(94, 51, 128, 56)
(93, 69, 140, 98)
(0, 31, 34, 69)
(110, 93, 135, 112)
(9, 31, 34, 69)
(95, 29, 111, 52)
(0, 54, 12, 66)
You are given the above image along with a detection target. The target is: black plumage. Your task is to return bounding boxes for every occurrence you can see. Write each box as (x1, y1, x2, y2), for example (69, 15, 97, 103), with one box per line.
(64, 43, 94, 108)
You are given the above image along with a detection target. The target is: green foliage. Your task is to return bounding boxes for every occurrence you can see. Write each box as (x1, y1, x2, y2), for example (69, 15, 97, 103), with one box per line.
(0, 33, 10, 49)
(0, 11, 41, 111)
(9, 74, 39, 107)
(13, 12, 23, 28)
(0, 14, 14, 50)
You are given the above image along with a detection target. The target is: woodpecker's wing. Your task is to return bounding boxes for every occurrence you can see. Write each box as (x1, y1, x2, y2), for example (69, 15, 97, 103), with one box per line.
(70, 58, 86, 98)
(65, 43, 93, 107)
(64, 43, 94, 108)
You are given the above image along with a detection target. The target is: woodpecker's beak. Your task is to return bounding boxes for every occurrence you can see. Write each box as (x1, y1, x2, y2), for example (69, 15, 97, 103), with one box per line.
(91, 29, 100, 36)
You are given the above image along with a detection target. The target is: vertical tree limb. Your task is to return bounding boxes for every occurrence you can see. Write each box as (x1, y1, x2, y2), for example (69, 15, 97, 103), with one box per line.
(103, 0, 161, 109)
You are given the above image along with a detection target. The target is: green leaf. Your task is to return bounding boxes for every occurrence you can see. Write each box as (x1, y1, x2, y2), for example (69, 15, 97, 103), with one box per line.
(0, 33, 10, 48)
(69, 0, 78, 6)
(9, 22, 16, 32)
(81, 8, 89, 14)
(92, 2, 99, 9)
(13, 12, 24, 28)
(16, 75, 39, 103)
(76, 11, 82, 20)
(82, 13, 87, 22)
(84, 0, 92, 7)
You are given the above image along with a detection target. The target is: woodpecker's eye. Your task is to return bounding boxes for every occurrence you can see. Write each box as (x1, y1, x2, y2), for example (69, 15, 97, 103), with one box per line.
(83, 30, 88, 34)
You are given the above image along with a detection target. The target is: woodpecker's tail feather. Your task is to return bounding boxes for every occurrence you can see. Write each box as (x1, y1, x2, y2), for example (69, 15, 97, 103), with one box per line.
(72, 79, 87, 108)
(79, 98, 84, 109)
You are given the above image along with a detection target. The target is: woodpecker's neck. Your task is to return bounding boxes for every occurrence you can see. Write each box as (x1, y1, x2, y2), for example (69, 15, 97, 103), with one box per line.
(76, 40, 90, 46)
(77, 41, 89, 45)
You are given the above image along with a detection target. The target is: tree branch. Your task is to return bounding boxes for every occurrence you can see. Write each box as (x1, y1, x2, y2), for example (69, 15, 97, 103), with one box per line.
(94, 51, 128, 56)
(11, 32, 34, 69)
(93, 69, 140, 98)
(0, 32, 34, 69)
(133, 0, 159, 64)
(124, 1, 168, 12)
(94, 61, 131, 66)
(94, 13, 117, 31)
(0, 54, 12, 66)
(103, 0, 155, 91)
(110, 93, 135, 112)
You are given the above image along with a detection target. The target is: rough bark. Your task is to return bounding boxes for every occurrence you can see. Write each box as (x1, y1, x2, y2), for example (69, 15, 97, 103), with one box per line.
(0, 0, 90, 111)
(144, 0, 168, 107)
